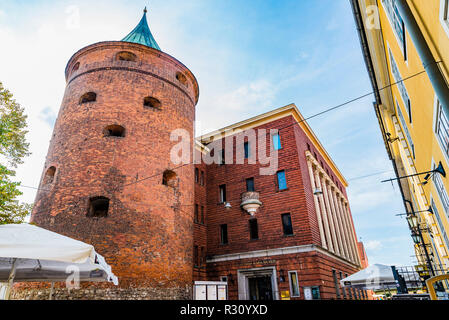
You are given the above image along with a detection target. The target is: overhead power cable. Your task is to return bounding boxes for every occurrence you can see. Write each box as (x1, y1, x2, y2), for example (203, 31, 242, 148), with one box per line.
(16, 64, 435, 193)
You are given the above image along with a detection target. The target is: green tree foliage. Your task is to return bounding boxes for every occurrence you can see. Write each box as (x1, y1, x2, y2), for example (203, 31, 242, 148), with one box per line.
(0, 81, 31, 224)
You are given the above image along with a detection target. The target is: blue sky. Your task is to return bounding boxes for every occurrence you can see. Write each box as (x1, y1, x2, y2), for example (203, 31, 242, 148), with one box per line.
(0, 0, 416, 266)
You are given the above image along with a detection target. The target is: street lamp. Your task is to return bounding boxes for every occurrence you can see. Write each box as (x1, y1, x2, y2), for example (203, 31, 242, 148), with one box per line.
(406, 214, 419, 230)
(411, 232, 421, 245)
(381, 161, 446, 184)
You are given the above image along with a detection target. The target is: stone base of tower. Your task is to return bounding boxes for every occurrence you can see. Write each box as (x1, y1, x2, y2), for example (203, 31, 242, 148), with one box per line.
(10, 287, 192, 300)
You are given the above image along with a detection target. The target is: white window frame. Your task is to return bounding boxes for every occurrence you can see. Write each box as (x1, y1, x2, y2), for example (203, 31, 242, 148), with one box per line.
(382, 0, 407, 60)
(388, 45, 412, 123)
(430, 197, 449, 252)
(396, 99, 415, 158)
(288, 271, 300, 297)
(434, 98, 449, 161)
(441, 0, 449, 37)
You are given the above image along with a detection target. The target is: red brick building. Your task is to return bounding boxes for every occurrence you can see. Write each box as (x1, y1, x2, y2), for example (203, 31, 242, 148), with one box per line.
(22, 9, 367, 300)
(193, 105, 368, 300)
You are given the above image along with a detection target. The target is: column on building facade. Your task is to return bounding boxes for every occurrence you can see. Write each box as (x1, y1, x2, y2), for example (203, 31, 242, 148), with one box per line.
(338, 197, 358, 264)
(341, 200, 362, 266)
(333, 191, 355, 263)
(325, 181, 346, 259)
(314, 170, 335, 253)
(328, 185, 350, 261)
(320, 175, 341, 256)
(306, 159, 328, 249)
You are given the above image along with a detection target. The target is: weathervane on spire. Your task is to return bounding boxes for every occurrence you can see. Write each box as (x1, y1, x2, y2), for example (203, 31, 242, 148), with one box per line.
(144, 6, 147, 14)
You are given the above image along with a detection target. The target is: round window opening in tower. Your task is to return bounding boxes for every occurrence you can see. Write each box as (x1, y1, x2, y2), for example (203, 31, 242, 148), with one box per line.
(162, 170, 177, 188)
(116, 51, 137, 62)
(143, 96, 161, 109)
(43, 166, 56, 185)
(103, 125, 126, 138)
(176, 72, 187, 85)
(79, 92, 97, 104)
(87, 196, 110, 218)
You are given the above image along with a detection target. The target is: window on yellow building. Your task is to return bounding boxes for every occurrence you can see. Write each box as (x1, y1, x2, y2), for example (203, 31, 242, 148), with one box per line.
(382, 0, 407, 60)
(441, 0, 449, 37)
(396, 101, 415, 159)
(436, 100, 449, 158)
(431, 199, 449, 250)
(389, 48, 411, 123)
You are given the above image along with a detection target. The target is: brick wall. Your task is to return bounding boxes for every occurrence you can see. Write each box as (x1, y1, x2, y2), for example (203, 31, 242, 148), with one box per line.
(30, 41, 199, 298)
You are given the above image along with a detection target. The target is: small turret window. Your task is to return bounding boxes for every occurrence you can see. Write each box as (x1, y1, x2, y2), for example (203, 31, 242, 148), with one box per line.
(87, 196, 109, 218)
(79, 92, 97, 104)
(103, 125, 126, 138)
(43, 166, 56, 185)
(176, 72, 187, 85)
(144, 96, 161, 109)
(72, 62, 80, 73)
(162, 170, 177, 188)
(116, 51, 137, 62)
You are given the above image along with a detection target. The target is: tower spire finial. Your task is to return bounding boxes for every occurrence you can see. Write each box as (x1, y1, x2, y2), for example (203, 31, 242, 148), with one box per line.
(121, 7, 161, 51)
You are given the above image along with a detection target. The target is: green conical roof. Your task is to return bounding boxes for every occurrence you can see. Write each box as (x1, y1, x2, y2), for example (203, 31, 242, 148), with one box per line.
(122, 8, 161, 50)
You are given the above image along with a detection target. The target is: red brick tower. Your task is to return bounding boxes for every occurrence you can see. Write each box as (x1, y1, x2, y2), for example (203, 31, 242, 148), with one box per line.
(30, 9, 199, 299)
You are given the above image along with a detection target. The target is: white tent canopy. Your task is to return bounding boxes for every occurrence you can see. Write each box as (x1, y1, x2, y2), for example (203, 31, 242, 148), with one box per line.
(0, 224, 118, 299)
(340, 264, 421, 290)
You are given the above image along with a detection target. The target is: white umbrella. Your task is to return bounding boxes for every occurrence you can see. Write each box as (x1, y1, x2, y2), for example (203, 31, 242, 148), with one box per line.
(340, 264, 421, 290)
(0, 224, 118, 299)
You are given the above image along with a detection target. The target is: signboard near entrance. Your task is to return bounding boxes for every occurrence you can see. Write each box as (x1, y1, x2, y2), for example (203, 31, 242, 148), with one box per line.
(280, 290, 290, 300)
(193, 281, 228, 300)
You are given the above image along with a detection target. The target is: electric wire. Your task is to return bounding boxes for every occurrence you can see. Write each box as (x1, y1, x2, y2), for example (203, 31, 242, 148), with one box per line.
(15, 64, 436, 195)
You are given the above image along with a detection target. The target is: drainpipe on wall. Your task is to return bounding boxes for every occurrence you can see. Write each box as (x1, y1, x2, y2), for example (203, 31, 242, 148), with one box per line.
(395, 0, 449, 116)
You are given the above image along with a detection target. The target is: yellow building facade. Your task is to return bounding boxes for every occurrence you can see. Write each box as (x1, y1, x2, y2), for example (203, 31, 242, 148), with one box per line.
(351, 0, 449, 280)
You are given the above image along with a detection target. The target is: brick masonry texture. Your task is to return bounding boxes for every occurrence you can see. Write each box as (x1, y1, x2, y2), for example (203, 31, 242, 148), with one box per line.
(27, 41, 199, 299)
(15, 40, 364, 300)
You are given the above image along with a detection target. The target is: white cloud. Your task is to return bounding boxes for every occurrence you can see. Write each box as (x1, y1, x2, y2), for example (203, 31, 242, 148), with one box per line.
(365, 240, 383, 251)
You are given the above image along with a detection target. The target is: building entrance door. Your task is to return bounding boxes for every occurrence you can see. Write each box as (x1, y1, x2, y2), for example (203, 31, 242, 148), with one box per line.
(248, 276, 273, 300)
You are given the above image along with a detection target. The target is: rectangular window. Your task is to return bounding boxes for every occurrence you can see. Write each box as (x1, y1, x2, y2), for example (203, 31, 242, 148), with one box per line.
(200, 246, 204, 266)
(201, 206, 204, 224)
(219, 184, 226, 203)
(219, 149, 225, 165)
(277, 170, 288, 190)
(249, 218, 259, 240)
(201, 171, 204, 186)
(246, 177, 255, 192)
(195, 204, 199, 223)
(244, 142, 250, 159)
(194, 245, 199, 267)
(433, 167, 449, 216)
(383, 0, 407, 59)
(396, 101, 415, 158)
(431, 199, 449, 250)
(195, 168, 199, 183)
(333, 270, 341, 298)
(389, 48, 411, 122)
(220, 224, 228, 244)
(272, 133, 282, 150)
(436, 100, 449, 158)
(440, 0, 449, 36)
(281, 213, 294, 236)
(311, 286, 320, 300)
(288, 271, 300, 297)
